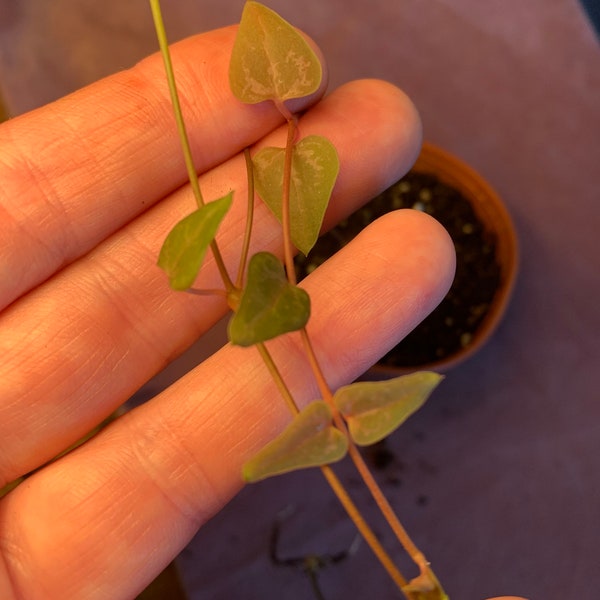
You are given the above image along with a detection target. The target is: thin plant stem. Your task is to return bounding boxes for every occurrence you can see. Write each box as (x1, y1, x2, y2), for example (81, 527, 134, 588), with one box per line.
(319, 465, 410, 595)
(149, 0, 235, 293)
(236, 148, 255, 289)
(307, 570, 326, 600)
(281, 117, 298, 285)
(254, 341, 410, 596)
(300, 329, 429, 571)
(149, 0, 204, 209)
(255, 343, 300, 416)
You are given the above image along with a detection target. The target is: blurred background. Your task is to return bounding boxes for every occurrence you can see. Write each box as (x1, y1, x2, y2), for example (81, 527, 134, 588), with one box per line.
(1, 1, 599, 598)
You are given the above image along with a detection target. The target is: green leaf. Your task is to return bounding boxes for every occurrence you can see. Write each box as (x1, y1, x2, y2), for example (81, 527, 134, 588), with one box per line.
(243, 401, 348, 482)
(334, 372, 444, 446)
(157, 193, 232, 290)
(229, 1, 322, 104)
(228, 252, 310, 346)
(253, 135, 339, 255)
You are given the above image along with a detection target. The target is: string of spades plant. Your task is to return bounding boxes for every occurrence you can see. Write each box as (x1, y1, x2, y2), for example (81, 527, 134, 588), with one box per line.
(150, 2, 448, 598)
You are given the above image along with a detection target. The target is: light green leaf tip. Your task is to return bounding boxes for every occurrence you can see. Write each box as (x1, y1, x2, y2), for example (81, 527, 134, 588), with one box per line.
(253, 135, 339, 255)
(243, 401, 348, 482)
(334, 372, 444, 446)
(228, 251, 310, 346)
(157, 193, 232, 290)
(229, 1, 322, 104)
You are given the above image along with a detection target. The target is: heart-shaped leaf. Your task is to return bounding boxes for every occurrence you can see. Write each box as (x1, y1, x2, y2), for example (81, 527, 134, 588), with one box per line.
(157, 193, 232, 290)
(253, 135, 339, 255)
(334, 372, 443, 446)
(228, 252, 310, 346)
(243, 401, 348, 482)
(229, 1, 322, 105)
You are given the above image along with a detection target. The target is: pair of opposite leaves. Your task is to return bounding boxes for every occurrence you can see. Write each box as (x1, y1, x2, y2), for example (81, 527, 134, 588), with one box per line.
(243, 371, 443, 482)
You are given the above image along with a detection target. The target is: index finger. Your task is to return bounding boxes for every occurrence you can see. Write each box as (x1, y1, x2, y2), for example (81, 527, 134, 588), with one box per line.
(0, 25, 321, 310)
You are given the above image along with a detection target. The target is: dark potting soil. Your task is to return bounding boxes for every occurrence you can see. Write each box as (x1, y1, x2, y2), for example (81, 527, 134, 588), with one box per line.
(294, 171, 501, 367)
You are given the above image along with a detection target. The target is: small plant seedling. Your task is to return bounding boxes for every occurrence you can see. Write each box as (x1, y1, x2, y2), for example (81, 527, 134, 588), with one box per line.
(150, 1, 450, 597)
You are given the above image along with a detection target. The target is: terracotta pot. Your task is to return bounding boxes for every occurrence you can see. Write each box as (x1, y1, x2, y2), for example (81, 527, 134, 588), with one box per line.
(369, 141, 519, 376)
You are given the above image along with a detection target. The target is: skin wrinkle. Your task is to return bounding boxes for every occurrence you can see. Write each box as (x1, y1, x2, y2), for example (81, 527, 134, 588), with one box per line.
(0, 542, 22, 600)
(8, 458, 143, 599)
(1, 303, 90, 407)
(3, 98, 121, 272)
(0, 164, 67, 303)
(0, 357, 98, 485)
(124, 407, 224, 527)
(0, 294, 135, 482)
(85, 254, 167, 360)
(74, 72, 194, 204)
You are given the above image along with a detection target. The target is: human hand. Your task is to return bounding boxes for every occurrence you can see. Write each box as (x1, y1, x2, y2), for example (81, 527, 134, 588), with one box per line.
(0, 25, 454, 599)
